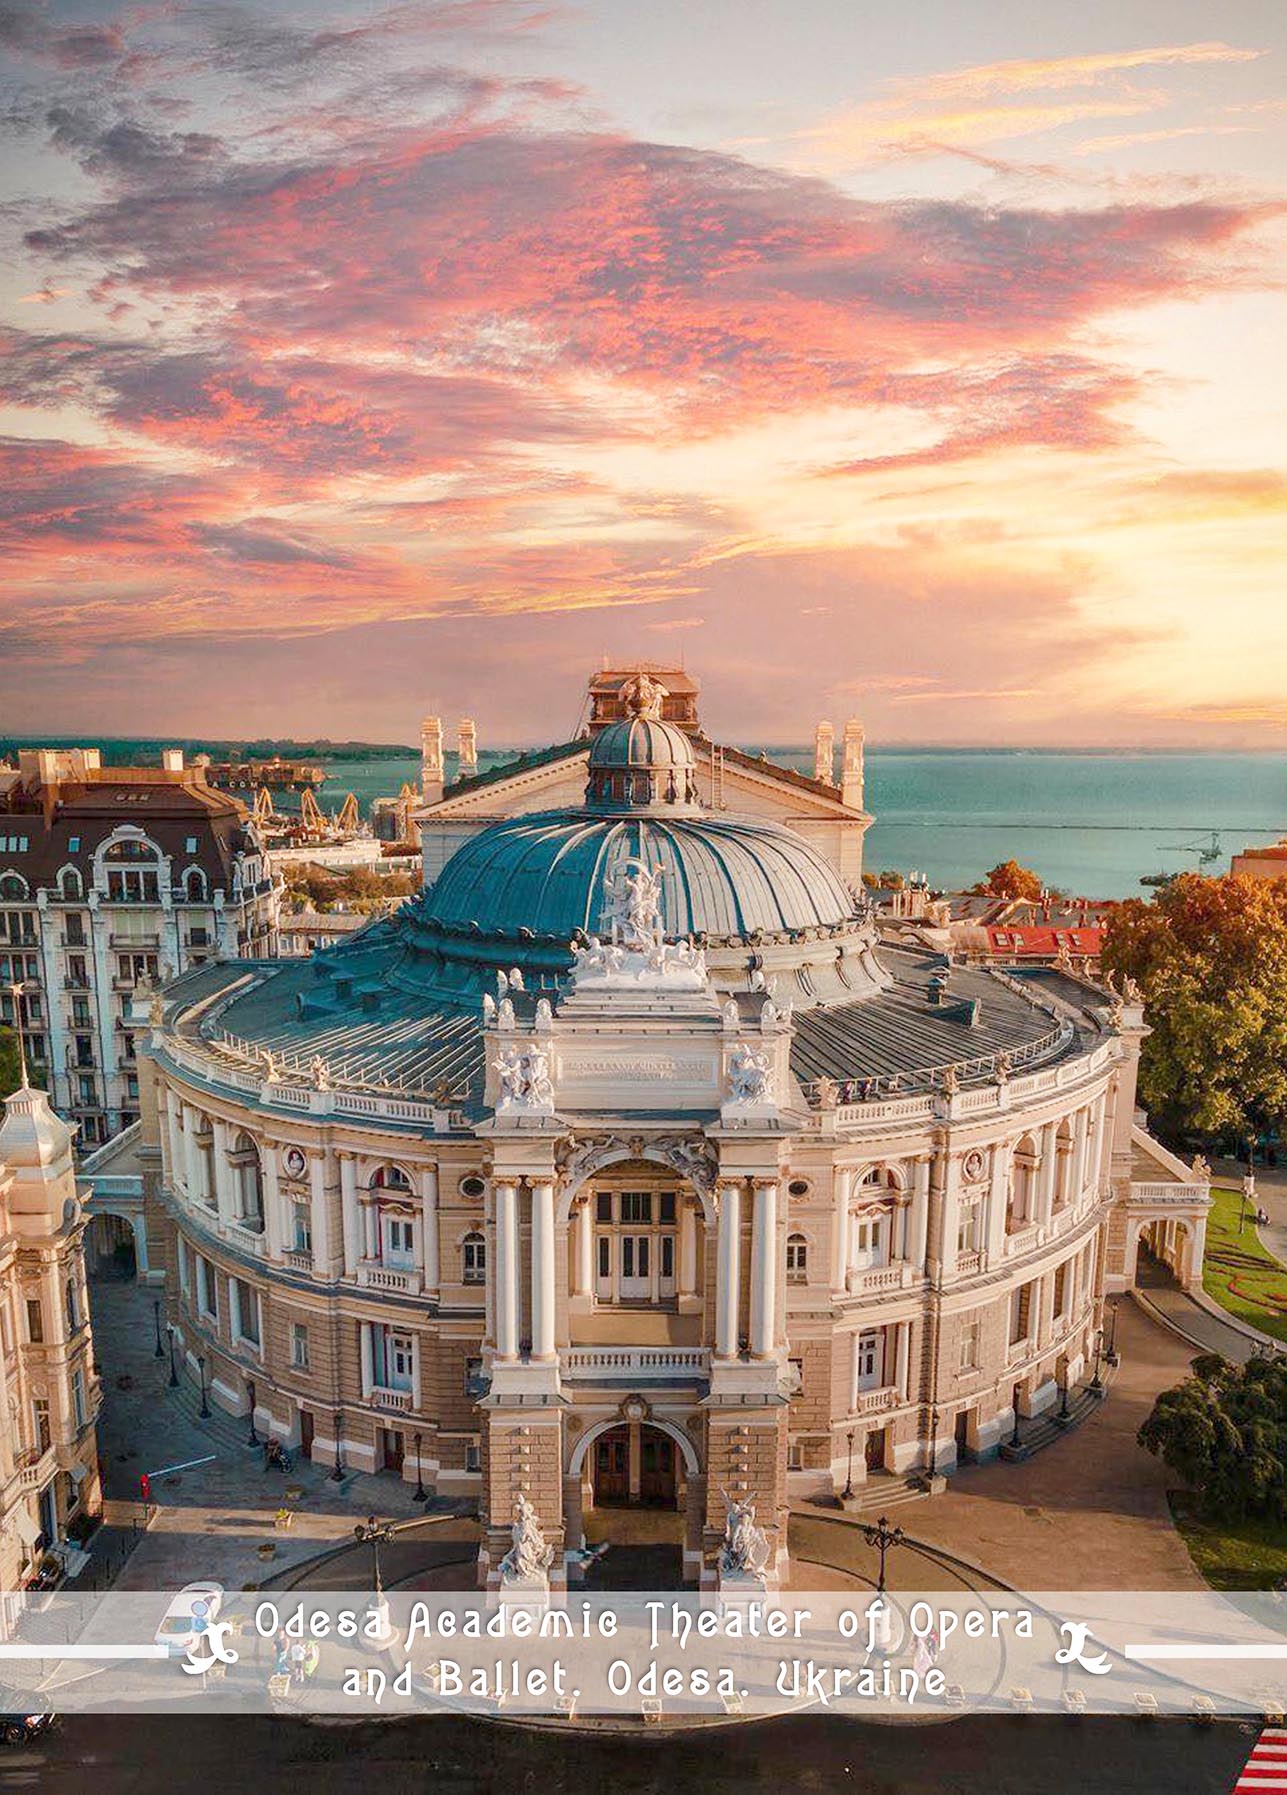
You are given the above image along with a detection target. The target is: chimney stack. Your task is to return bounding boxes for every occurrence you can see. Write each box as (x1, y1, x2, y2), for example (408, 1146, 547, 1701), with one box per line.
(161, 747, 185, 773)
(814, 720, 835, 785)
(457, 717, 478, 780)
(841, 718, 864, 809)
(421, 715, 444, 805)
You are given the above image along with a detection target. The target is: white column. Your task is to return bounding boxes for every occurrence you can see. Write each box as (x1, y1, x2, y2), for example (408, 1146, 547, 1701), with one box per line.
(308, 1150, 333, 1276)
(895, 1320, 911, 1400)
(574, 1200, 594, 1298)
(362, 1198, 378, 1262)
(986, 1142, 1010, 1263)
(749, 1177, 778, 1357)
(715, 1179, 742, 1359)
(165, 1092, 185, 1194)
(1037, 1120, 1058, 1225)
(211, 1118, 235, 1224)
(1090, 1095, 1109, 1194)
(421, 1166, 440, 1290)
(359, 1320, 374, 1397)
(494, 1180, 519, 1361)
(263, 1148, 283, 1260)
(831, 1167, 851, 1293)
(531, 1179, 556, 1361)
(338, 1153, 360, 1276)
(678, 1200, 698, 1297)
(910, 1156, 931, 1270)
(182, 1104, 201, 1205)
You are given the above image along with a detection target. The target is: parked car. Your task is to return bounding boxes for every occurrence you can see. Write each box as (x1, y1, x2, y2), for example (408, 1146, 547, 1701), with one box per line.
(153, 1581, 225, 1657)
(0, 1687, 55, 1745)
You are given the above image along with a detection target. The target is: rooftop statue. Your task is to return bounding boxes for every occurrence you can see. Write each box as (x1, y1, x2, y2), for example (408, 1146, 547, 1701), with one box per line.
(727, 1041, 774, 1106)
(606, 857, 665, 953)
(619, 670, 668, 720)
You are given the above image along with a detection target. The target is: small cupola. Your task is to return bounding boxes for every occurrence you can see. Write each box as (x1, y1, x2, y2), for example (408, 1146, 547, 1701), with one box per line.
(585, 672, 700, 811)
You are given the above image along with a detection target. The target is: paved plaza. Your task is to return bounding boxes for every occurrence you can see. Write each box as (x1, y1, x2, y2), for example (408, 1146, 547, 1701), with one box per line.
(88, 1275, 469, 1593)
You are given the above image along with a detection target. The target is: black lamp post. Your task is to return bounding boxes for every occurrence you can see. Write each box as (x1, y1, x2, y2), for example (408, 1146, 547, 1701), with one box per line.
(1057, 1373, 1071, 1423)
(245, 1379, 259, 1447)
(330, 1410, 344, 1481)
(841, 1428, 856, 1502)
(1105, 1301, 1120, 1366)
(166, 1324, 179, 1388)
(412, 1431, 428, 1503)
(153, 1299, 164, 1358)
(354, 1515, 394, 1596)
(196, 1353, 210, 1420)
(1089, 1326, 1104, 1395)
(860, 1513, 906, 1594)
(1010, 1383, 1022, 1450)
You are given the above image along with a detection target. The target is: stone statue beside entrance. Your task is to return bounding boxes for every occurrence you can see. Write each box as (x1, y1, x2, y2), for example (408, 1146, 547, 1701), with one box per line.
(499, 1491, 554, 1585)
(719, 1489, 771, 1578)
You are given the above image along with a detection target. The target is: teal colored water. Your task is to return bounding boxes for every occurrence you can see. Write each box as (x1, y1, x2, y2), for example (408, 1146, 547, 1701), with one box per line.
(307, 747, 1287, 900)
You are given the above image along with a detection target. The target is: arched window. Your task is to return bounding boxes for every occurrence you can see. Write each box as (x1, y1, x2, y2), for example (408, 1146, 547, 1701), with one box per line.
(60, 867, 82, 901)
(0, 873, 27, 900)
(370, 1164, 415, 1266)
(1009, 1136, 1038, 1231)
(231, 1131, 264, 1232)
(184, 866, 206, 902)
(462, 1231, 486, 1284)
(786, 1234, 808, 1282)
(1053, 1119, 1074, 1211)
(103, 837, 160, 902)
(371, 1164, 412, 1194)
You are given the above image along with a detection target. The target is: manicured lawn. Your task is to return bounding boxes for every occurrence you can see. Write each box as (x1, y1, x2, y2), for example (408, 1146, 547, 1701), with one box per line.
(1201, 1183, 1287, 1345)
(1169, 1492, 1287, 1591)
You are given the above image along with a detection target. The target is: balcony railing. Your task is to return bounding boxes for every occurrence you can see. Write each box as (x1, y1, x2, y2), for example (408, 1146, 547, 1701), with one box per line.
(845, 1263, 910, 1296)
(368, 1386, 413, 1413)
(357, 1261, 422, 1295)
(282, 1249, 313, 1273)
(562, 1347, 708, 1380)
(852, 1384, 902, 1416)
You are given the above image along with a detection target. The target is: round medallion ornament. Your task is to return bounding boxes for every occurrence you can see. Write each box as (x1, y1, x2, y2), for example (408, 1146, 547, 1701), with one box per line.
(283, 1146, 307, 1179)
(962, 1149, 987, 1184)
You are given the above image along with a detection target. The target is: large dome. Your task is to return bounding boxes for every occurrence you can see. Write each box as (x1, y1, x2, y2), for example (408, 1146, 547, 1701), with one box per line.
(417, 809, 858, 945)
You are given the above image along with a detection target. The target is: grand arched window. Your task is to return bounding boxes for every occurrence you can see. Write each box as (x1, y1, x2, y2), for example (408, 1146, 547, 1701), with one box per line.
(370, 1163, 416, 1267)
(103, 838, 160, 903)
(848, 1167, 902, 1271)
(230, 1132, 264, 1232)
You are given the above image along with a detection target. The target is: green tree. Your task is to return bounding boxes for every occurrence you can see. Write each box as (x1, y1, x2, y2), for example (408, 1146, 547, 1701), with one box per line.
(972, 860, 1043, 901)
(1102, 873, 1287, 1144)
(0, 1026, 20, 1100)
(1139, 1353, 1287, 1522)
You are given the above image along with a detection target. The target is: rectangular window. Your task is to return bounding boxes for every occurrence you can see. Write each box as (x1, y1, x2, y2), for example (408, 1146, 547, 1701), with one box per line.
(233, 1278, 260, 1346)
(959, 1318, 982, 1372)
(595, 1192, 613, 1223)
(65, 1277, 79, 1332)
(72, 1369, 87, 1431)
(197, 1257, 218, 1322)
(464, 1441, 481, 1475)
(462, 1234, 485, 1283)
(292, 1205, 312, 1253)
(290, 1323, 310, 1370)
(619, 1192, 652, 1224)
(32, 1397, 51, 1454)
(597, 1235, 610, 1279)
(177, 1237, 189, 1293)
(1010, 1282, 1032, 1346)
(658, 1192, 676, 1224)
(25, 1298, 43, 1344)
(660, 1235, 674, 1279)
(1053, 1263, 1068, 1320)
(957, 1202, 980, 1255)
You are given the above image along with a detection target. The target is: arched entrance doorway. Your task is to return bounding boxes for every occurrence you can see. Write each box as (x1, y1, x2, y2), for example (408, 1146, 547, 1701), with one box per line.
(85, 1211, 137, 1280)
(592, 1422, 678, 1508)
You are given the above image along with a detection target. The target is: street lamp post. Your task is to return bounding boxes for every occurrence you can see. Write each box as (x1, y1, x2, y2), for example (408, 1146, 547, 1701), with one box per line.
(1089, 1326, 1105, 1396)
(412, 1431, 428, 1503)
(1105, 1301, 1120, 1367)
(860, 1514, 906, 1594)
(245, 1379, 259, 1448)
(1057, 1373, 1071, 1424)
(166, 1324, 179, 1388)
(330, 1410, 344, 1482)
(152, 1300, 164, 1359)
(196, 1354, 211, 1420)
(927, 1405, 939, 1479)
(354, 1515, 394, 1597)
(1010, 1383, 1022, 1450)
(841, 1428, 856, 1502)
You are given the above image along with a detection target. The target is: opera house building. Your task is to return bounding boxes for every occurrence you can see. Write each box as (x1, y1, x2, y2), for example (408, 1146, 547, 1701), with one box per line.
(129, 669, 1210, 1589)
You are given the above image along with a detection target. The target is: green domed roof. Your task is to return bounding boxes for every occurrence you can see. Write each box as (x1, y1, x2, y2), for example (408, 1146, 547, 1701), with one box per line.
(416, 808, 857, 944)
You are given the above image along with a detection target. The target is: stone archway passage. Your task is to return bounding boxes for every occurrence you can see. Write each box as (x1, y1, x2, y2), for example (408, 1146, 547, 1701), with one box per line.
(85, 1211, 138, 1280)
(590, 1422, 679, 1509)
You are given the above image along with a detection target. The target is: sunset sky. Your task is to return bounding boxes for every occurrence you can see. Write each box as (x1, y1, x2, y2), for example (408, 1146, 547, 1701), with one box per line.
(2, 0, 1286, 747)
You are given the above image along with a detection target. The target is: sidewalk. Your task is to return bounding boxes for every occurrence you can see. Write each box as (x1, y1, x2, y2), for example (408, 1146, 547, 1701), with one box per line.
(88, 1276, 461, 1593)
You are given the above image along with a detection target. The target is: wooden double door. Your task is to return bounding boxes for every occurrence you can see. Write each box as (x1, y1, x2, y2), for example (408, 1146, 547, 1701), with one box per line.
(592, 1425, 677, 1508)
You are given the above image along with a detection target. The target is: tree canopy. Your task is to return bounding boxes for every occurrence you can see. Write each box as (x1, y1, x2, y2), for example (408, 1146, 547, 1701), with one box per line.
(1101, 873, 1287, 1145)
(0, 1027, 20, 1102)
(972, 859, 1044, 901)
(1139, 1351, 1287, 1522)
